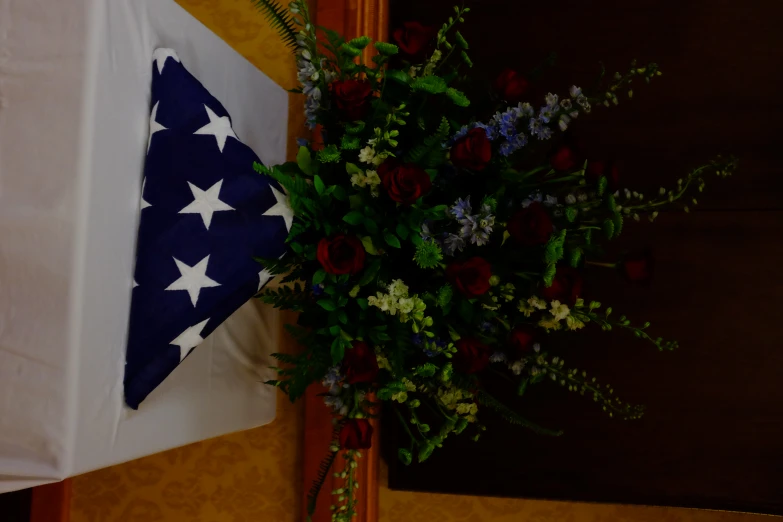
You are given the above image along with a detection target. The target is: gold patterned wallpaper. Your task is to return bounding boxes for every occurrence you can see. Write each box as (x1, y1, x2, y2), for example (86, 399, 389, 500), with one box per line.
(69, 2, 773, 521)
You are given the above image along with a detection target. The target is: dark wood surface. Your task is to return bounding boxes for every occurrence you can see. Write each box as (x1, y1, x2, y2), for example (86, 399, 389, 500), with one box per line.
(385, 0, 783, 514)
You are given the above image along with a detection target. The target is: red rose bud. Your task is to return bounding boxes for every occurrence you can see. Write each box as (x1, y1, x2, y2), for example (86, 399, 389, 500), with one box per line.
(332, 79, 373, 122)
(507, 202, 553, 246)
(316, 234, 366, 275)
(586, 159, 620, 191)
(550, 143, 585, 172)
(509, 326, 536, 356)
(378, 159, 432, 205)
(343, 341, 379, 384)
(541, 266, 583, 305)
(619, 250, 655, 284)
(392, 21, 435, 56)
(446, 257, 492, 298)
(451, 128, 492, 171)
(453, 337, 491, 374)
(493, 68, 529, 103)
(339, 419, 373, 450)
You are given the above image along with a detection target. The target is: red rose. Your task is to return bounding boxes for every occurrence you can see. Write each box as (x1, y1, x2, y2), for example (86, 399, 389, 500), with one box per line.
(451, 128, 492, 171)
(550, 144, 584, 172)
(453, 337, 491, 374)
(446, 257, 492, 298)
(507, 202, 553, 246)
(509, 326, 536, 356)
(541, 267, 583, 305)
(378, 159, 432, 205)
(339, 419, 373, 449)
(392, 21, 435, 56)
(332, 80, 373, 121)
(619, 250, 655, 284)
(493, 68, 529, 103)
(343, 341, 379, 384)
(316, 235, 366, 275)
(586, 160, 620, 191)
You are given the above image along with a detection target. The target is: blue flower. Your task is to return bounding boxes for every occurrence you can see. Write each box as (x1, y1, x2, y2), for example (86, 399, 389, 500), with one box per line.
(443, 233, 466, 256)
(312, 284, 324, 296)
(450, 196, 473, 220)
(411, 334, 423, 346)
(424, 349, 437, 357)
(296, 138, 310, 147)
(473, 122, 499, 141)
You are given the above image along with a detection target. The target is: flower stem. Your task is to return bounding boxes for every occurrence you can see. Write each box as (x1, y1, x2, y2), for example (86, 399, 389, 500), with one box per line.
(586, 261, 616, 269)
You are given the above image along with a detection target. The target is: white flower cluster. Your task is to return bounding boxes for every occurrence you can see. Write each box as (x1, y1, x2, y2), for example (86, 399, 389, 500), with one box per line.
(538, 300, 585, 332)
(350, 168, 381, 197)
(368, 279, 426, 323)
(391, 377, 417, 403)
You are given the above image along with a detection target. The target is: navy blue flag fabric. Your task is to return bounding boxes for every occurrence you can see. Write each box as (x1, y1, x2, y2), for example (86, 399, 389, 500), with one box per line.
(124, 48, 291, 409)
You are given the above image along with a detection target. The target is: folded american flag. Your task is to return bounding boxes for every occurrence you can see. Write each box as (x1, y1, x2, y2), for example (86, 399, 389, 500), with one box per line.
(124, 48, 291, 409)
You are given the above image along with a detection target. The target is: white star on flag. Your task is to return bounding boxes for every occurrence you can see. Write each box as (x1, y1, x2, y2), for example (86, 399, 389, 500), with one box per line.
(257, 268, 274, 292)
(170, 318, 210, 362)
(148, 101, 167, 153)
(152, 48, 180, 74)
(165, 255, 221, 307)
(194, 105, 237, 153)
(263, 185, 294, 231)
(140, 178, 152, 210)
(178, 179, 234, 229)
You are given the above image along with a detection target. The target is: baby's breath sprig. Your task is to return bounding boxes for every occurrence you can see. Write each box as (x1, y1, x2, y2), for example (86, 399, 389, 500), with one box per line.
(434, 6, 472, 71)
(536, 355, 645, 420)
(593, 59, 661, 107)
(571, 301, 678, 351)
(330, 450, 361, 522)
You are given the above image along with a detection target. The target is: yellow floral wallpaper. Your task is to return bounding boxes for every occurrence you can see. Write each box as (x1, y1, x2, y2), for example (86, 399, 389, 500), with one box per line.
(69, 3, 774, 522)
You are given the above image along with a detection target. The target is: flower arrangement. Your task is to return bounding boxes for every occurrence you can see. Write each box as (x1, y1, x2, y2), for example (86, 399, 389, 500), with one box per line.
(251, 0, 737, 519)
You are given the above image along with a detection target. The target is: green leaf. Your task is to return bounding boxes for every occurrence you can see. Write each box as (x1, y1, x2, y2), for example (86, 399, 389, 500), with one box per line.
(358, 258, 382, 287)
(543, 262, 557, 287)
(603, 218, 615, 239)
(343, 211, 365, 226)
(460, 51, 473, 68)
(612, 213, 624, 239)
(312, 269, 326, 285)
(384, 231, 401, 248)
(289, 242, 303, 254)
(356, 297, 369, 310)
(418, 443, 435, 463)
(395, 223, 409, 239)
(341, 134, 361, 150)
(565, 207, 578, 222)
(454, 30, 469, 48)
(544, 230, 567, 263)
(313, 175, 325, 195)
(360, 236, 379, 255)
(332, 186, 347, 201)
(317, 144, 341, 163)
(331, 337, 345, 365)
(346, 162, 363, 175)
(606, 193, 617, 212)
(411, 75, 448, 94)
(385, 69, 412, 85)
(597, 175, 608, 196)
(569, 248, 583, 268)
(445, 87, 470, 107)
(329, 325, 341, 336)
(296, 146, 313, 175)
(517, 378, 529, 396)
(404, 117, 450, 167)
(398, 448, 412, 466)
(458, 299, 474, 323)
(349, 36, 371, 49)
(339, 43, 362, 57)
(364, 218, 378, 234)
(345, 121, 366, 135)
(337, 310, 348, 324)
(374, 41, 399, 55)
(317, 299, 337, 311)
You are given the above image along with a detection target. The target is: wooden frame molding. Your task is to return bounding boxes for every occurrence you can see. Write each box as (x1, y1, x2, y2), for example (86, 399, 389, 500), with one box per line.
(30, 479, 71, 522)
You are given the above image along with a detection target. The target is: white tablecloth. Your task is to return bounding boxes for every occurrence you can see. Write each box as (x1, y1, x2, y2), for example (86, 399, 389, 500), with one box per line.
(0, 0, 287, 492)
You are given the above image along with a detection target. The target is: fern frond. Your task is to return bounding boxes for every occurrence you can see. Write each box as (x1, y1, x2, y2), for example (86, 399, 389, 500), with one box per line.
(404, 117, 450, 167)
(476, 390, 564, 436)
(306, 423, 342, 516)
(251, 0, 299, 51)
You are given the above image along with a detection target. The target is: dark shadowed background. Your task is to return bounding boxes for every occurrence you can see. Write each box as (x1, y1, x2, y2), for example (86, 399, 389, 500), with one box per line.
(384, 0, 783, 514)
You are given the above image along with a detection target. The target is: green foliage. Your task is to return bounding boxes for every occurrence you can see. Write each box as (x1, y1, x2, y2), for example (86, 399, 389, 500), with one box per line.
(612, 212, 624, 238)
(404, 117, 450, 167)
(569, 248, 583, 268)
(436, 285, 453, 308)
(250, 0, 298, 50)
(411, 75, 448, 94)
(343, 211, 365, 226)
(339, 43, 362, 57)
(259, 283, 309, 312)
(397, 448, 413, 466)
(454, 31, 469, 49)
(445, 87, 470, 107)
(414, 241, 443, 269)
(384, 231, 402, 248)
(476, 390, 563, 436)
(374, 41, 399, 55)
(306, 434, 340, 516)
(317, 145, 341, 163)
(349, 36, 372, 49)
(345, 121, 366, 134)
(544, 230, 567, 263)
(603, 218, 615, 239)
(341, 134, 361, 150)
(597, 176, 608, 196)
(565, 207, 578, 222)
(543, 262, 557, 287)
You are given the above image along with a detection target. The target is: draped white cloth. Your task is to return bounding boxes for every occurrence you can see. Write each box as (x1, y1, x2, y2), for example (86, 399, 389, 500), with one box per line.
(0, 0, 286, 493)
